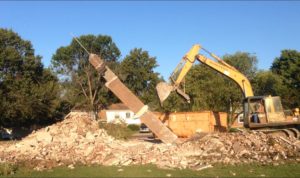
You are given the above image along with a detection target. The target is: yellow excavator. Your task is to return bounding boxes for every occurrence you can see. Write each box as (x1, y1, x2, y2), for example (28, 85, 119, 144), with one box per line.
(157, 44, 300, 135)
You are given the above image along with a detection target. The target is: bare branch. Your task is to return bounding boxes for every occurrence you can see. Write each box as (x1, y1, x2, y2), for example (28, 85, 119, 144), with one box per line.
(86, 69, 94, 106)
(92, 75, 102, 102)
(76, 79, 88, 100)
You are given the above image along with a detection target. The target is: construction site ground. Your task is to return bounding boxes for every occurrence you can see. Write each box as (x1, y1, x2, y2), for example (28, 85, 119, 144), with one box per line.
(1, 112, 300, 177)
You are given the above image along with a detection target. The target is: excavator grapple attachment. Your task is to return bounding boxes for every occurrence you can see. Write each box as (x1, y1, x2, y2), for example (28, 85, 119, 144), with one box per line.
(156, 82, 191, 104)
(156, 82, 175, 104)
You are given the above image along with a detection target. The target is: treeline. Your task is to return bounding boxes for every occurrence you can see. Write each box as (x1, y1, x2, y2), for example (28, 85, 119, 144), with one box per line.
(0, 28, 299, 127)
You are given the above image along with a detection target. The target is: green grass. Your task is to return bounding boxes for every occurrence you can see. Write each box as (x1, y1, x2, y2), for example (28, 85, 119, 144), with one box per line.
(0, 163, 18, 176)
(2, 163, 300, 177)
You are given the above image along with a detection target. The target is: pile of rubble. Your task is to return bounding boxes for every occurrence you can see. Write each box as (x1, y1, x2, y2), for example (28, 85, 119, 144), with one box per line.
(165, 131, 300, 169)
(0, 112, 121, 169)
(0, 112, 299, 170)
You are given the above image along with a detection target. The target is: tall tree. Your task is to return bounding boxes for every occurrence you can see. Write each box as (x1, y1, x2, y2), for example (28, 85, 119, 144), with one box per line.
(271, 50, 300, 108)
(160, 92, 189, 112)
(182, 64, 242, 112)
(252, 70, 290, 108)
(0, 28, 61, 127)
(51, 35, 121, 115)
(223, 52, 258, 80)
(118, 48, 161, 110)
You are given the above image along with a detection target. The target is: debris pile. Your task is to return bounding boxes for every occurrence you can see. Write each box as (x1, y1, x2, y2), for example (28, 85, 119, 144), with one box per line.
(0, 112, 299, 170)
(0, 112, 120, 170)
(163, 132, 300, 169)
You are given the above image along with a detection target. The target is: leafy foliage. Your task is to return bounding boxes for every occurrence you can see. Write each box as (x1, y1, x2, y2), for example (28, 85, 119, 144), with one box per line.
(0, 28, 62, 127)
(51, 35, 121, 113)
(119, 48, 161, 110)
(184, 64, 243, 116)
(160, 92, 189, 112)
(98, 122, 137, 140)
(223, 52, 258, 80)
(252, 70, 291, 108)
(271, 50, 300, 108)
(127, 124, 140, 131)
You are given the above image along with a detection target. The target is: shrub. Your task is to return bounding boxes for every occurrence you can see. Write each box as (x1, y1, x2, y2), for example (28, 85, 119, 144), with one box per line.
(98, 122, 137, 140)
(229, 127, 240, 132)
(127, 124, 140, 131)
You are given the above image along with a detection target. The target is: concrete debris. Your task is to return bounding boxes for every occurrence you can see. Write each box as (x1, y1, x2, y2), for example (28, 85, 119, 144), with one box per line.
(0, 112, 300, 171)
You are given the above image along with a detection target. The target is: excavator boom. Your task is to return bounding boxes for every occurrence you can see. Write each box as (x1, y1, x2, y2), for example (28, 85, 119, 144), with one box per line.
(157, 44, 254, 103)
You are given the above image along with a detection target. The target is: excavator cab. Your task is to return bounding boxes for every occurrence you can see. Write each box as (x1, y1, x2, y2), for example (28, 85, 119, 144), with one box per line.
(243, 96, 298, 128)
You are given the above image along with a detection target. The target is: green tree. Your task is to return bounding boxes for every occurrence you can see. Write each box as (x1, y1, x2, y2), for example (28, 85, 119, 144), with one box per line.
(0, 28, 61, 127)
(252, 70, 290, 108)
(182, 64, 242, 113)
(160, 92, 188, 112)
(271, 50, 300, 108)
(51, 35, 121, 115)
(223, 52, 258, 80)
(118, 48, 161, 110)
(253, 70, 285, 96)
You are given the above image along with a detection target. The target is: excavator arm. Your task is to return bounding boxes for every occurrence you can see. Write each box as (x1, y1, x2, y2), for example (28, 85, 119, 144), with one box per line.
(196, 54, 254, 98)
(156, 44, 254, 104)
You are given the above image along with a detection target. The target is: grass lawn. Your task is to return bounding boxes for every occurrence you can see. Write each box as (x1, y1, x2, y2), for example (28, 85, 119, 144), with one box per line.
(1, 163, 300, 177)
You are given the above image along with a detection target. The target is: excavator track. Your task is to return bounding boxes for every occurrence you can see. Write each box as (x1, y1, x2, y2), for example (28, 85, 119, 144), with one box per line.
(289, 128, 300, 139)
(282, 129, 295, 138)
(257, 128, 300, 139)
